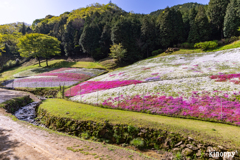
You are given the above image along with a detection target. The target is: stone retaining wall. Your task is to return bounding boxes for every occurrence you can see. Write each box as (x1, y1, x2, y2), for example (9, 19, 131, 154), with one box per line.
(37, 107, 240, 160)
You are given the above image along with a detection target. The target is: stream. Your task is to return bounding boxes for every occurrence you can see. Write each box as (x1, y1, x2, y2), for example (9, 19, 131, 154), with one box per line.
(14, 101, 45, 127)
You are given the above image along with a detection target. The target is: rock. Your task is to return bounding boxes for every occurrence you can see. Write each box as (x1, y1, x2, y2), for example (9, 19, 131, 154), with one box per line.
(207, 146, 215, 153)
(196, 150, 202, 157)
(141, 129, 147, 133)
(186, 144, 198, 151)
(182, 148, 193, 156)
(197, 144, 203, 149)
(172, 148, 181, 153)
(213, 147, 221, 152)
(188, 137, 194, 141)
(180, 144, 186, 149)
(164, 138, 170, 146)
(218, 145, 225, 151)
(204, 153, 209, 158)
(157, 136, 164, 143)
(175, 141, 183, 147)
(163, 152, 174, 160)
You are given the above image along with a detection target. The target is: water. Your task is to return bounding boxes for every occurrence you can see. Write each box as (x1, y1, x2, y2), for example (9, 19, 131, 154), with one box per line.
(14, 102, 45, 127)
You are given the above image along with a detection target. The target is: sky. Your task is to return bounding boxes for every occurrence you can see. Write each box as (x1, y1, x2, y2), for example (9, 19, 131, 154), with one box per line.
(0, 0, 210, 25)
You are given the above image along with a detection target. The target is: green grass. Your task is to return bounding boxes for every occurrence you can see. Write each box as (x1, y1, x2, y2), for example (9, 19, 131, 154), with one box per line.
(155, 49, 203, 58)
(154, 40, 240, 58)
(40, 99, 240, 148)
(210, 40, 240, 52)
(0, 59, 105, 81)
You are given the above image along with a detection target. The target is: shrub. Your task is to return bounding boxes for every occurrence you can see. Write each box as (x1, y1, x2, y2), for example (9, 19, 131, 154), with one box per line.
(152, 49, 163, 56)
(194, 41, 218, 51)
(180, 42, 194, 49)
(81, 132, 90, 139)
(229, 36, 239, 43)
(130, 138, 144, 148)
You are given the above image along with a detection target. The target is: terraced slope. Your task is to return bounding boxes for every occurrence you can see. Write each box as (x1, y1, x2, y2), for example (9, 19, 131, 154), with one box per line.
(69, 48, 240, 126)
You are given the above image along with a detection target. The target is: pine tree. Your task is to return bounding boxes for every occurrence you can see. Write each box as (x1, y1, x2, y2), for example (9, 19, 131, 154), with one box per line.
(99, 24, 112, 59)
(173, 10, 185, 44)
(189, 7, 197, 25)
(195, 6, 211, 42)
(111, 17, 142, 63)
(141, 16, 157, 58)
(223, 0, 240, 38)
(158, 8, 173, 47)
(187, 7, 198, 43)
(158, 8, 184, 47)
(79, 22, 101, 58)
(21, 23, 26, 35)
(188, 22, 200, 43)
(208, 0, 230, 39)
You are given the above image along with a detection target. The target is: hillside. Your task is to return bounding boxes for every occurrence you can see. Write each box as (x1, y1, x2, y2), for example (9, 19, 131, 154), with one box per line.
(1, 43, 240, 159)
(150, 2, 205, 16)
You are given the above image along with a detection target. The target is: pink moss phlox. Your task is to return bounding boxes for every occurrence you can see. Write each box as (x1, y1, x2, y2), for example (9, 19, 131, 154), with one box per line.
(102, 94, 240, 125)
(65, 80, 142, 97)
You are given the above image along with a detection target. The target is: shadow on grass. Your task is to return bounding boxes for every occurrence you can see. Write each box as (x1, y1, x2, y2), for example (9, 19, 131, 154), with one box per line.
(48, 61, 77, 68)
(0, 128, 21, 160)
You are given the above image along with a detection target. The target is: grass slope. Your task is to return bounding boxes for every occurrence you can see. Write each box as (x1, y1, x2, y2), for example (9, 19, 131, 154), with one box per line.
(40, 99, 240, 148)
(0, 59, 105, 81)
(156, 40, 240, 58)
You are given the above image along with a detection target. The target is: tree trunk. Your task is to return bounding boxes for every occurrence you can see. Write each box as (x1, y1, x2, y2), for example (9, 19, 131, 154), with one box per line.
(46, 58, 48, 67)
(36, 56, 41, 67)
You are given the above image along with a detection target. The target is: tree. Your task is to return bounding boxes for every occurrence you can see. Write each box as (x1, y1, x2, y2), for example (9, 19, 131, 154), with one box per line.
(157, 8, 184, 47)
(207, 0, 230, 39)
(141, 16, 158, 58)
(21, 23, 26, 35)
(111, 17, 142, 63)
(79, 22, 101, 58)
(109, 43, 126, 62)
(37, 36, 61, 67)
(0, 34, 5, 55)
(99, 24, 112, 60)
(17, 33, 61, 66)
(188, 22, 200, 43)
(195, 6, 211, 42)
(223, 0, 240, 38)
(187, 7, 199, 43)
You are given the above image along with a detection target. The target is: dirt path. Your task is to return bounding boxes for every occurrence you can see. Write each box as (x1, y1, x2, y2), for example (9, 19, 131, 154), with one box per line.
(0, 89, 159, 160)
(0, 88, 40, 103)
(0, 109, 157, 160)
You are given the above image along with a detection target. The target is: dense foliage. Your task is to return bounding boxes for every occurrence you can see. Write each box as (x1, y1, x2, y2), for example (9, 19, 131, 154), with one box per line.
(1, 1, 240, 66)
(17, 33, 61, 66)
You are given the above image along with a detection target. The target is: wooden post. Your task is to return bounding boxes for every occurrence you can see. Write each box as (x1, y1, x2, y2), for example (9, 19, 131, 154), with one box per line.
(97, 89, 98, 106)
(221, 97, 222, 120)
(62, 85, 65, 99)
(80, 86, 82, 102)
(143, 89, 145, 111)
(118, 91, 120, 108)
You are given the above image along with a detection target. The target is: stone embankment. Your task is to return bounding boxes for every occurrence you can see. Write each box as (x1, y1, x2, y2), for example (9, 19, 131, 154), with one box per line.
(37, 108, 240, 160)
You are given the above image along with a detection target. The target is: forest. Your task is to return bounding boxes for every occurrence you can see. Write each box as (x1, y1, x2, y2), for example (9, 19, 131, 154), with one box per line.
(0, 0, 239, 69)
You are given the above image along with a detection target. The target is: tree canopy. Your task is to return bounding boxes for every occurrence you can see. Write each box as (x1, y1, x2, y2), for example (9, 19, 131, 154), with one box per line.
(17, 33, 61, 66)
(1, 1, 240, 67)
